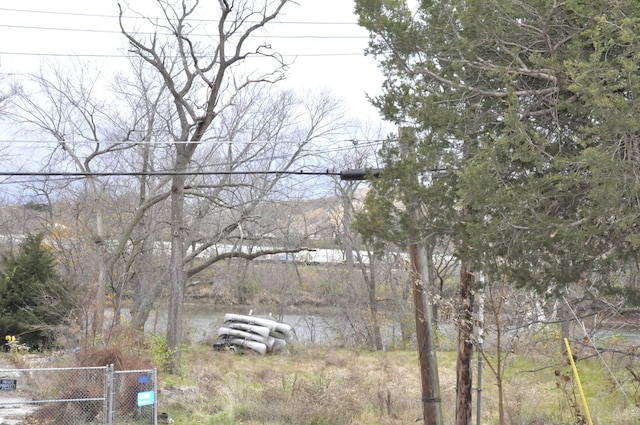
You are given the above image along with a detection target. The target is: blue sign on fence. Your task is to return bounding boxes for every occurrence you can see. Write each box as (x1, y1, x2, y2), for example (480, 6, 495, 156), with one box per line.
(137, 390, 155, 407)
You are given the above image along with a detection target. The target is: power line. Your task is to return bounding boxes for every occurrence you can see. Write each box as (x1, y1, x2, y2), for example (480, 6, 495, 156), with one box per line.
(0, 140, 383, 159)
(0, 138, 385, 146)
(0, 8, 370, 60)
(0, 51, 366, 59)
(0, 169, 384, 185)
(0, 170, 345, 178)
(0, 7, 359, 25)
(0, 23, 367, 39)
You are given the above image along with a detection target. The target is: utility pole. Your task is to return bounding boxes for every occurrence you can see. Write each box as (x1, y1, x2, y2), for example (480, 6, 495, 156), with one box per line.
(456, 125, 477, 425)
(408, 242, 444, 424)
(457, 260, 474, 425)
(400, 127, 443, 425)
(476, 273, 485, 425)
(340, 127, 444, 425)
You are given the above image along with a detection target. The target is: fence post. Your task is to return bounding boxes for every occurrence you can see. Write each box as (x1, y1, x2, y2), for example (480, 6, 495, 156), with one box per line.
(105, 364, 114, 425)
(153, 368, 158, 425)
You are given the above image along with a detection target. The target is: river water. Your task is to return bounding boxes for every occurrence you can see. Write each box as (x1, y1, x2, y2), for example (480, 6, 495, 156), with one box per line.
(142, 304, 347, 345)
(134, 304, 640, 349)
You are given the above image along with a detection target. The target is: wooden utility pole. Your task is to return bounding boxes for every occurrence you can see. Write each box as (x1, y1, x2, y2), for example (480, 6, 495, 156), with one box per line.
(456, 259, 474, 425)
(401, 127, 444, 425)
(456, 127, 476, 425)
(338, 127, 444, 425)
(409, 243, 444, 424)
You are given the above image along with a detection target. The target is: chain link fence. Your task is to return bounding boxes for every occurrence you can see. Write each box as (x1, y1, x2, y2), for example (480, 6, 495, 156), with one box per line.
(0, 364, 157, 425)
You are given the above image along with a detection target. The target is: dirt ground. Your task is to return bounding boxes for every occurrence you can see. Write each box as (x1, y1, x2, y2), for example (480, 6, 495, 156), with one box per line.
(0, 355, 37, 425)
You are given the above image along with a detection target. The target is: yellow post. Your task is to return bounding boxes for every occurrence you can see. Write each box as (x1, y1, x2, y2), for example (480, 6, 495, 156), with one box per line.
(564, 338, 593, 425)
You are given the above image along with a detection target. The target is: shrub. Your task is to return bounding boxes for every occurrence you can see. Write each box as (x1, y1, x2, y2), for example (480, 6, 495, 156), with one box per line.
(0, 233, 79, 350)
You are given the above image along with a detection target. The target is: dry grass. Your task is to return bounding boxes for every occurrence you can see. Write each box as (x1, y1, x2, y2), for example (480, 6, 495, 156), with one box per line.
(5, 329, 639, 425)
(156, 342, 640, 425)
(159, 345, 429, 424)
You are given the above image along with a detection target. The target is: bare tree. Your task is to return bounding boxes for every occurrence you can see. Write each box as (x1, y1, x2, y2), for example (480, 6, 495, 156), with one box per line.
(6, 2, 351, 368)
(329, 128, 386, 349)
(7, 58, 177, 343)
(8, 59, 348, 357)
(107, 58, 175, 331)
(117, 0, 301, 371)
(7, 62, 139, 337)
(0, 72, 17, 114)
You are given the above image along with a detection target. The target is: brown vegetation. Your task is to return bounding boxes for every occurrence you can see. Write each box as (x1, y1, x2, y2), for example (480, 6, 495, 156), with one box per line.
(24, 346, 152, 425)
(157, 340, 640, 425)
(77, 346, 151, 371)
(163, 345, 441, 424)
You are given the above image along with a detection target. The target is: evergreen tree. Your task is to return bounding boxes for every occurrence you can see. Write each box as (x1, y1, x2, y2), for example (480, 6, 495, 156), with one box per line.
(355, 0, 640, 302)
(0, 233, 78, 349)
(354, 1, 640, 423)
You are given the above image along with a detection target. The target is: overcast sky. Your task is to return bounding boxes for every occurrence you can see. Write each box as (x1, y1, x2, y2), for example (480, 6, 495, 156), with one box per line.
(0, 1, 390, 200)
(0, 1, 386, 123)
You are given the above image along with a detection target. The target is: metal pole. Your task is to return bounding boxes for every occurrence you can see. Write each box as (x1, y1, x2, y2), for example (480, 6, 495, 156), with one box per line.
(564, 338, 594, 425)
(106, 364, 114, 425)
(476, 274, 485, 425)
(153, 368, 158, 425)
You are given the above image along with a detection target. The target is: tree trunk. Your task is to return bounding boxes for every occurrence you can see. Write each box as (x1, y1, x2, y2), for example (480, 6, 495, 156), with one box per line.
(559, 300, 572, 354)
(409, 243, 443, 425)
(342, 187, 355, 270)
(496, 319, 505, 425)
(130, 221, 160, 330)
(92, 237, 107, 336)
(166, 155, 189, 372)
(456, 259, 474, 425)
(492, 287, 505, 425)
(497, 375, 505, 425)
(365, 255, 383, 350)
(87, 177, 107, 338)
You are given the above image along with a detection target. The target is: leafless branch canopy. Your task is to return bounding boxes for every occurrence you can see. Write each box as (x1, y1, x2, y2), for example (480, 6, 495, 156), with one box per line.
(118, 0, 293, 145)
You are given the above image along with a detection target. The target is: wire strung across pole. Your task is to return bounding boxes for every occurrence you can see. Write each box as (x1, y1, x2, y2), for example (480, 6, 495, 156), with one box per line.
(0, 170, 347, 178)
